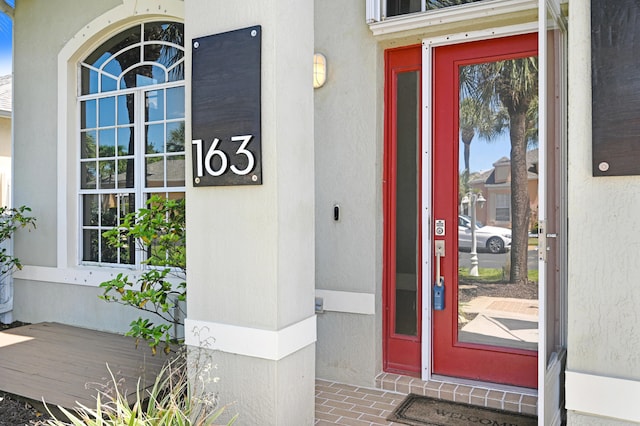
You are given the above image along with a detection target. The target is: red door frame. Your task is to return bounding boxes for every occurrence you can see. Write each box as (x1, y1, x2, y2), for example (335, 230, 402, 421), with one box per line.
(431, 32, 538, 388)
(383, 45, 422, 376)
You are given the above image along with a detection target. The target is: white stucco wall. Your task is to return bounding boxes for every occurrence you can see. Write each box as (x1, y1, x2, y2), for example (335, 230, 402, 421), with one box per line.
(11, 0, 182, 333)
(13, 0, 119, 268)
(16, 0, 640, 422)
(185, 1, 315, 332)
(315, 0, 381, 296)
(313, 0, 544, 387)
(567, 0, 640, 380)
(566, 0, 640, 423)
(184, 1, 316, 423)
(13, 279, 160, 333)
(569, 412, 639, 426)
(12, 1, 315, 421)
(314, 0, 383, 385)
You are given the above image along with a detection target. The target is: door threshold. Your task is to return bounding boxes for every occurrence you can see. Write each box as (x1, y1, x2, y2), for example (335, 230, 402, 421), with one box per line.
(375, 372, 537, 416)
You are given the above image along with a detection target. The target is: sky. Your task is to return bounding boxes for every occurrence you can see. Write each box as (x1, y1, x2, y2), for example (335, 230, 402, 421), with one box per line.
(459, 130, 512, 174)
(0, 8, 10, 76)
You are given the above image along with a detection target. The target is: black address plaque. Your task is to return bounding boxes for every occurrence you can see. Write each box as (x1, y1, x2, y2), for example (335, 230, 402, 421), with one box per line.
(191, 25, 262, 186)
(592, 1, 640, 176)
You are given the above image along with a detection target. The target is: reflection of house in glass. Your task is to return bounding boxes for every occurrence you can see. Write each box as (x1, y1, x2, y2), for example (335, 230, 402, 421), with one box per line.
(98, 156, 186, 189)
(145, 156, 185, 188)
(468, 149, 538, 230)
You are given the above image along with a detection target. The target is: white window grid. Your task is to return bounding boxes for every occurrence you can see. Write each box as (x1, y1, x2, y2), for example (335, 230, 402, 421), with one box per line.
(79, 23, 184, 96)
(78, 83, 185, 268)
(77, 22, 185, 268)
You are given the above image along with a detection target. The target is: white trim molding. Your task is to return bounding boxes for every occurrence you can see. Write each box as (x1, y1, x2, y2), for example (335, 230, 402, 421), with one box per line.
(566, 370, 640, 423)
(0, 1, 13, 19)
(314, 289, 375, 315)
(185, 316, 317, 361)
(542, 352, 564, 426)
(15, 265, 134, 286)
(365, 0, 380, 23)
(13, 265, 183, 290)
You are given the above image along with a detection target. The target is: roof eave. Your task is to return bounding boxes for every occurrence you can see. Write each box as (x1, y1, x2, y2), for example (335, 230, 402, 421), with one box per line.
(0, 1, 14, 19)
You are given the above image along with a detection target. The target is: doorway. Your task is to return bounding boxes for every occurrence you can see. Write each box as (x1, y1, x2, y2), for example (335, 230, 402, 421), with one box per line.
(431, 32, 538, 388)
(384, 32, 543, 388)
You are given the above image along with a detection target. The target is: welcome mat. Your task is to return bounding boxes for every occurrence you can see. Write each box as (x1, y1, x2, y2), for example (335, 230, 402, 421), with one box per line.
(388, 394, 537, 426)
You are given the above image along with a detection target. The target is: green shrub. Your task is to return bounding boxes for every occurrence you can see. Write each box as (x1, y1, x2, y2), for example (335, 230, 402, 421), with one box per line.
(99, 195, 185, 354)
(0, 205, 36, 283)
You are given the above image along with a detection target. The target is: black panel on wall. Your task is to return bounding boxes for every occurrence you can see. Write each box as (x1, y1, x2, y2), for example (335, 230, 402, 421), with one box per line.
(191, 26, 262, 186)
(591, 0, 640, 176)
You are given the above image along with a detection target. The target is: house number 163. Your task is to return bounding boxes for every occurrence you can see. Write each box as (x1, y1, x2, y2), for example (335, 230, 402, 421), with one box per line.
(192, 135, 255, 178)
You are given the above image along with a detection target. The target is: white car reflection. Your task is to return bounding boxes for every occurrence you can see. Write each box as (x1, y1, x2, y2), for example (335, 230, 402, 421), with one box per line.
(458, 215, 511, 254)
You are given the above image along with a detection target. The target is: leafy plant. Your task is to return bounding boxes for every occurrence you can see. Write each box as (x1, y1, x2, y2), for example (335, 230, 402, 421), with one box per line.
(44, 349, 238, 426)
(99, 195, 185, 354)
(0, 205, 36, 282)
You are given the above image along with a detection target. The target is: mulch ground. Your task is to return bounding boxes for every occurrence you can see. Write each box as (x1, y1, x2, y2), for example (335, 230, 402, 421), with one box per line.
(0, 322, 53, 426)
(0, 393, 49, 426)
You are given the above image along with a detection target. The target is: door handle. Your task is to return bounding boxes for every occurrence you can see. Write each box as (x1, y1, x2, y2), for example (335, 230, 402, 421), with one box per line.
(433, 240, 445, 310)
(435, 240, 445, 286)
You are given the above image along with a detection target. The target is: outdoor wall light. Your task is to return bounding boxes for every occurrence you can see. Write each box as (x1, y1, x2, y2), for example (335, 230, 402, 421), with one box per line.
(313, 53, 327, 89)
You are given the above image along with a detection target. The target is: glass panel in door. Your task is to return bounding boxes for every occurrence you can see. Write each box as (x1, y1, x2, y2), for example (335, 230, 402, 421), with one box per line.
(457, 58, 539, 352)
(395, 70, 419, 338)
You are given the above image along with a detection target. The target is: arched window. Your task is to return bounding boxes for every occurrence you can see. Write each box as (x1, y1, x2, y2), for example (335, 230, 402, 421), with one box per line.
(78, 22, 185, 265)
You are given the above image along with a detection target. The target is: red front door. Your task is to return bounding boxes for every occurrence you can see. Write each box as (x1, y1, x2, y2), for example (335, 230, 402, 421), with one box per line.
(431, 33, 538, 388)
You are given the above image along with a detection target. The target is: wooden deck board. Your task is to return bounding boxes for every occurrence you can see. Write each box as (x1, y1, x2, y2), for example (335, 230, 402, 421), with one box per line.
(0, 322, 171, 410)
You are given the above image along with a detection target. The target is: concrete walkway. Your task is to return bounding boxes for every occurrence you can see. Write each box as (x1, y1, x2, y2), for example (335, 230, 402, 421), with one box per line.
(459, 296, 538, 351)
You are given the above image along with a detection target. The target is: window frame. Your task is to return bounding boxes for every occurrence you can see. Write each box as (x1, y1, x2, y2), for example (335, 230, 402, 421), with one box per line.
(76, 21, 186, 268)
(495, 192, 511, 222)
(384, 0, 490, 19)
(367, 0, 538, 36)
